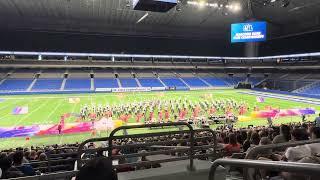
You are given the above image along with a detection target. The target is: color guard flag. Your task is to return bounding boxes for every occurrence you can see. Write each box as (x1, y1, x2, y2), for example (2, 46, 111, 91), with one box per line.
(256, 96, 265, 103)
(12, 106, 29, 115)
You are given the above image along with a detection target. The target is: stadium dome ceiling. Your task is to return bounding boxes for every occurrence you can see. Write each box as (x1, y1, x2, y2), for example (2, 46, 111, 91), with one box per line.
(0, 0, 319, 39)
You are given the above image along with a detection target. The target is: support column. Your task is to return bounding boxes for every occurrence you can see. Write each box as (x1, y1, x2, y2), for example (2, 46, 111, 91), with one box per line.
(244, 42, 259, 57)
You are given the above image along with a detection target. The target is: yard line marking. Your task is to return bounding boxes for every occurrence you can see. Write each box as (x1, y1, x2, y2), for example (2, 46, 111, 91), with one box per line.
(58, 97, 79, 145)
(240, 91, 320, 105)
(41, 98, 65, 125)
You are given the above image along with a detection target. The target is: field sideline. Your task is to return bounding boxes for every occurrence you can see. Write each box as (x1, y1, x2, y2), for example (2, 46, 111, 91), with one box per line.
(0, 89, 318, 149)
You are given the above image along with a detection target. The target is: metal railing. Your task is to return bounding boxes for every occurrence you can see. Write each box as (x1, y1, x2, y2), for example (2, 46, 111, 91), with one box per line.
(9, 122, 218, 180)
(208, 159, 320, 180)
(8, 171, 77, 180)
(245, 139, 320, 160)
(77, 122, 218, 171)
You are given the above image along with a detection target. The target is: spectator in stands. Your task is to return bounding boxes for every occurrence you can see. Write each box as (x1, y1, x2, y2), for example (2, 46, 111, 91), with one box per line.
(224, 133, 241, 156)
(246, 132, 260, 152)
(272, 124, 291, 144)
(306, 126, 320, 155)
(0, 157, 24, 178)
(29, 150, 37, 161)
(11, 151, 35, 176)
(315, 113, 320, 127)
(284, 128, 310, 162)
(243, 130, 252, 152)
(76, 157, 117, 180)
(137, 150, 152, 170)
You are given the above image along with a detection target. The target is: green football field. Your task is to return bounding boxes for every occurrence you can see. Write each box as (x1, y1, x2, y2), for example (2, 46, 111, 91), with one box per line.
(0, 89, 318, 149)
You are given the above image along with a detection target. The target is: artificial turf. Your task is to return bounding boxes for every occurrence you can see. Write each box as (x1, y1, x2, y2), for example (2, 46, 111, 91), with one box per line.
(0, 89, 318, 149)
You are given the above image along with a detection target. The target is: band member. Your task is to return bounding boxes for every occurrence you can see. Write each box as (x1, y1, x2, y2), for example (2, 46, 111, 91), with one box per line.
(165, 110, 170, 122)
(149, 111, 154, 122)
(136, 112, 143, 123)
(57, 124, 62, 135)
(158, 111, 163, 122)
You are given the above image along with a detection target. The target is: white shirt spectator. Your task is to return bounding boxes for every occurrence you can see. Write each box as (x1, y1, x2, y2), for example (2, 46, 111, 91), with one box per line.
(306, 143, 320, 155)
(285, 145, 312, 162)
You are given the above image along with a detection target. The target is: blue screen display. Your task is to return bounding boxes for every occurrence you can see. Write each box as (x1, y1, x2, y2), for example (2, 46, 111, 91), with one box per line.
(231, 21, 267, 43)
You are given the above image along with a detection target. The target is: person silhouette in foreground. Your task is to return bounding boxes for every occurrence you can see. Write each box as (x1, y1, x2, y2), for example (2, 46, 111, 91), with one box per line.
(76, 157, 118, 180)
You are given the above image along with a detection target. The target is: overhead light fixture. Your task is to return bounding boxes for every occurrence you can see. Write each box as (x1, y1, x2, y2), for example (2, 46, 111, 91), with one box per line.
(198, 0, 206, 8)
(136, 12, 149, 24)
(281, 0, 290, 7)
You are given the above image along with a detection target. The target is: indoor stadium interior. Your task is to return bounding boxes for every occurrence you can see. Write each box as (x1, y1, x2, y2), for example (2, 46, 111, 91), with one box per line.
(0, 0, 320, 180)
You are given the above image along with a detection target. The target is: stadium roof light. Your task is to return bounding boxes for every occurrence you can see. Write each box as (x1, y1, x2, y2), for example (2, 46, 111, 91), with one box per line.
(136, 12, 149, 24)
(1, 51, 320, 61)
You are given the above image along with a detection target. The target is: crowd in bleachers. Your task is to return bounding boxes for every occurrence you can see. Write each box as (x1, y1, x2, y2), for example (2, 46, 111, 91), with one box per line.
(1, 120, 320, 179)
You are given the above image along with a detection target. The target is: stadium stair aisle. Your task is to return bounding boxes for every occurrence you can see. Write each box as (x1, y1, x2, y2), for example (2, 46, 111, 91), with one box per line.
(27, 78, 37, 91)
(60, 78, 67, 90)
(160, 78, 188, 88)
(135, 78, 142, 87)
(157, 77, 167, 87)
(117, 78, 122, 88)
(181, 77, 209, 87)
(91, 78, 94, 90)
(198, 77, 213, 87)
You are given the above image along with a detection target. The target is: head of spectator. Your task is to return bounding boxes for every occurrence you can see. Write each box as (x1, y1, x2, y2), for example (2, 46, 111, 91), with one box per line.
(280, 124, 291, 141)
(0, 152, 7, 159)
(29, 150, 37, 160)
(250, 132, 260, 146)
(228, 133, 238, 146)
(24, 151, 30, 161)
(76, 157, 117, 180)
(12, 151, 24, 166)
(291, 128, 309, 141)
(310, 126, 320, 139)
(224, 133, 241, 156)
(38, 153, 47, 162)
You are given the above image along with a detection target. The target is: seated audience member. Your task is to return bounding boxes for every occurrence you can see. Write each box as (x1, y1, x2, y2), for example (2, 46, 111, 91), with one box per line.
(137, 150, 152, 170)
(224, 133, 241, 156)
(0, 158, 24, 178)
(76, 157, 117, 180)
(272, 124, 291, 144)
(29, 150, 37, 161)
(315, 113, 320, 127)
(306, 126, 320, 155)
(284, 128, 310, 162)
(243, 130, 252, 152)
(11, 151, 35, 176)
(246, 132, 260, 153)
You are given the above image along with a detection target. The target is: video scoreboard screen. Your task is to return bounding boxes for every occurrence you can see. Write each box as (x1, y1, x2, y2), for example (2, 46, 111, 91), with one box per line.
(231, 21, 267, 43)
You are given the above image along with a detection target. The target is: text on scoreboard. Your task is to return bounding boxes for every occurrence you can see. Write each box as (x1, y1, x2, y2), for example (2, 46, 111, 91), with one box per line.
(231, 21, 267, 43)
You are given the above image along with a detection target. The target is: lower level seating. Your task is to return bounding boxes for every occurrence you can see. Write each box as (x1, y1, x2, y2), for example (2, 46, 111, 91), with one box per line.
(94, 78, 119, 89)
(181, 77, 208, 87)
(138, 78, 164, 87)
(119, 78, 138, 88)
(299, 84, 320, 95)
(32, 79, 63, 91)
(160, 78, 187, 87)
(201, 77, 229, 87)
(0, 79, 33, 91)
(65, 78, 91, 90)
